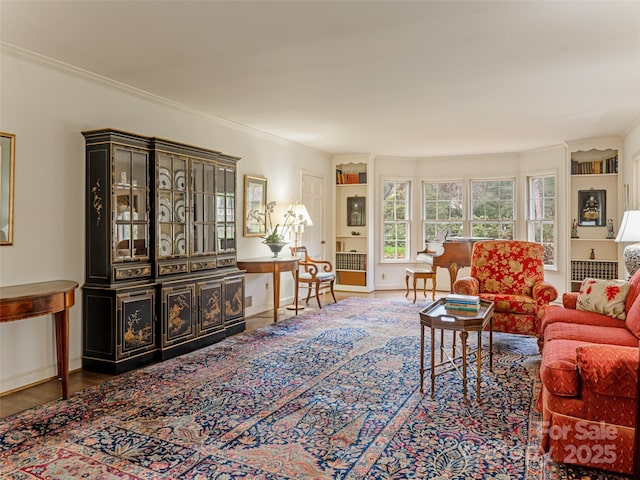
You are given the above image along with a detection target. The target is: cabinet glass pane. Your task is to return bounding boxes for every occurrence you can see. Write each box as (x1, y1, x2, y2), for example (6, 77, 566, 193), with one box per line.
(160, 223, 172, 257)
(204, 164, 215, 194)
(132, 152, 147, 188)
(193, 224, 204, 254)
(225, 224, 235, 250)
(173, 192, 186, 223)
(226, 195, 234, 221)
(159, 192, 172, 223)
(205, 195, 215, 222)
(217, 225, 226, 251)
(206, 225, 216, 252)
(225, 168, 234, 193)
(174, 223, 186, 256)
(115, 148, 132, 186)
(193, 194, 204, 223)
(216, 195, 225, 219)
(174, 158, 187, 192)
(216, 167, 226, 193)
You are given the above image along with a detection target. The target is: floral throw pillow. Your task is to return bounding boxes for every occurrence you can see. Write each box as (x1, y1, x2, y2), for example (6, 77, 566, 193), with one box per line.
(576, 278, 631, 320)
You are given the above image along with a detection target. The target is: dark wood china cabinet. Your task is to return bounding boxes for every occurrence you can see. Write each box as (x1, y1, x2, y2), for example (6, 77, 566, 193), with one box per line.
(82, 129, 244, 373)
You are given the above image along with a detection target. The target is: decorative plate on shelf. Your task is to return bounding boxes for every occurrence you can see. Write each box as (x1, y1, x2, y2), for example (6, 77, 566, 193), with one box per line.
(174, 170, 186, 190)
(159, 167, 172, 189)
(159, 233, 172, 256)
(159, 198, 172, 222)
(176, 233, 186, 254)
(174, 199, 186, 222)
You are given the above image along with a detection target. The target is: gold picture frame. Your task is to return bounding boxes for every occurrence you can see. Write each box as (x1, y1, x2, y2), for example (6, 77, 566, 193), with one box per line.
(244, 175, 267, 237)
(0, 132, 15, 245)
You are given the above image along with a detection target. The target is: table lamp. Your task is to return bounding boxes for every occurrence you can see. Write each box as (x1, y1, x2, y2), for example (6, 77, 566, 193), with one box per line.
(614, 210, 640, 277)
(287, 203, 313, 251)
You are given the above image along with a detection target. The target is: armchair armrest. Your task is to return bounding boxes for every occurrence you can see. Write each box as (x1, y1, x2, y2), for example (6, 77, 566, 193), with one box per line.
(304, 257, 333, 273)
(562, 292, 578, 309)
(576, 344, 638, 398)
(532, 281, 558, 304)
(453, 277, 479, 296)
(299, 261, 319, 278)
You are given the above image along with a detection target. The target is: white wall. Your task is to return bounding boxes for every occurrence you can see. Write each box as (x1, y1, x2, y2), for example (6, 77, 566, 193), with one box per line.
(0, 48, 331, 394)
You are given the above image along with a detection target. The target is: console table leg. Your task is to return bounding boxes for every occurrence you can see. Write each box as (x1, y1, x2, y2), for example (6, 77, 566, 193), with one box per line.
(54, 309, 70, 399)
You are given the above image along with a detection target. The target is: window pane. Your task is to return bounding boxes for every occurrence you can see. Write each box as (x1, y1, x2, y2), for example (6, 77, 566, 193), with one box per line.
(528, 174, 556, 267)
(382, 181, 410, 261)
(471, 179, 515, 241)
(423, 180, 464, 243)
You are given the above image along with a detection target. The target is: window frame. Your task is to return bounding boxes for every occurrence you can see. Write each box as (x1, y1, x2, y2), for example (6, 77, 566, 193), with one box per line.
(469, 178, 516, 240)
(381, 178, 411, 263)
(421, 179, 465, 244)
(527, 172, 557, 269)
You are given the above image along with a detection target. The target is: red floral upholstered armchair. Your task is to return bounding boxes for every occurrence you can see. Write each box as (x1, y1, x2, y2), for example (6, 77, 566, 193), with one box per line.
(453, 240, 558, 336)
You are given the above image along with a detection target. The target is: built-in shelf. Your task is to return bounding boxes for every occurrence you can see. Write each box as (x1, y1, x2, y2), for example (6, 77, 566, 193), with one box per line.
(333, 156, 375, 292)
(567, 141, 622, 292)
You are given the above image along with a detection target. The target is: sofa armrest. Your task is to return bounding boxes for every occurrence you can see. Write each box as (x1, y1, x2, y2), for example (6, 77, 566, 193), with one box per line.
(576, 344, 639, 399)
(453, 277, 479, 296)
(532, 281, 558, 304)
(562, 292, 578, 309)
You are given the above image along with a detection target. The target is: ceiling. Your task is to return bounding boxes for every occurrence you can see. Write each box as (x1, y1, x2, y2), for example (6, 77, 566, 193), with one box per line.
(2, 0, 640, 158)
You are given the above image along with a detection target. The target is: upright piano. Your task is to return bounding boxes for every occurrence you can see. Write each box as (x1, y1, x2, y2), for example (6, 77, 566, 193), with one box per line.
(417, 238, 487, 292)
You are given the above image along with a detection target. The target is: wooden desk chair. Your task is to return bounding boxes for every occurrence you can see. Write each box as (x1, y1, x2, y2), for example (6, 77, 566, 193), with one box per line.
(291, 246, 337, 308)
(405, 268, 436, 303)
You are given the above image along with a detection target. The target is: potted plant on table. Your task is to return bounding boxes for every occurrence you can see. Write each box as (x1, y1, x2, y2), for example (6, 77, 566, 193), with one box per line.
(253, 201, 297, 257)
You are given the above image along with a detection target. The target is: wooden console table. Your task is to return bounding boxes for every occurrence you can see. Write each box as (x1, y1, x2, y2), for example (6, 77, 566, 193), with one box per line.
(237, 257, 298, 322)
(0, 280, 78, 399)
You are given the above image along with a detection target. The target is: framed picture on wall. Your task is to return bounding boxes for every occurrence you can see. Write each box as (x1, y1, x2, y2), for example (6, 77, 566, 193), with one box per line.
(578, 189, 606, 227)
(0, 132, 15, 245)
(347, 196, 366, 226)
(244, 175, 267, 236)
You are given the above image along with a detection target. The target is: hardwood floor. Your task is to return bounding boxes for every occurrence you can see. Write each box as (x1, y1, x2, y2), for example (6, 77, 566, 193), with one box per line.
(0, 289, 428, 418)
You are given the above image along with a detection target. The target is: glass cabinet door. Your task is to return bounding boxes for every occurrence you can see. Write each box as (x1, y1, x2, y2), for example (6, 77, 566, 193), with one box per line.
(114, 146, 149, 260)
(192, 160, 216, 255)
(216, 165, 236, 252)
(157, 152, 188, 258)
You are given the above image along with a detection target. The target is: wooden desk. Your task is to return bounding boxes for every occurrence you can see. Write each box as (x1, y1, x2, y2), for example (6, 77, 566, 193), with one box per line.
(237, 257, 298, 322)
(0, 280, 78, 399)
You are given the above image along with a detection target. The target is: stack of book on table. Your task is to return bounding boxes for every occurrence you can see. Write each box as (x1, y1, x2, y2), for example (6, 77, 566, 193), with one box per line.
(445, 294, 480, 313)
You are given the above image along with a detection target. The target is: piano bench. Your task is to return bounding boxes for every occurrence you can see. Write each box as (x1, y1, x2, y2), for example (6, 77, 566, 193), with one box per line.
(405, 268, 436, 303)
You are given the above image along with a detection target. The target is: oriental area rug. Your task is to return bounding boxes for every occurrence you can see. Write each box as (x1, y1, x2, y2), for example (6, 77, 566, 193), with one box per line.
(0, 297, 628, 479)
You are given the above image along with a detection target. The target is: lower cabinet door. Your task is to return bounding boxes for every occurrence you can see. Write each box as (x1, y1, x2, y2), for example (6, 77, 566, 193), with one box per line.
(224, 275, 245, 323)
(117, 289, 157, 359)
(197, 280, 224, 335)
(161, 283, 196, 347)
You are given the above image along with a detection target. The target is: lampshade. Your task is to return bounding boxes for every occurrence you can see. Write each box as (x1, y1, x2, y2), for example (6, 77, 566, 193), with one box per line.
(614, 210, 640, 277)
(288, 203, 313, 226)
(614, 210, 640, 242)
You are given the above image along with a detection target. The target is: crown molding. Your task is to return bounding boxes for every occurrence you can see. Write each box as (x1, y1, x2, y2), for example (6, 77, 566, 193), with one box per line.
(0, 42, 328, 156)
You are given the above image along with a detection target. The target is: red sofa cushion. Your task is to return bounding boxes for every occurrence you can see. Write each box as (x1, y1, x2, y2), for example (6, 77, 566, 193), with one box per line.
(576, 344, 639, 399)
(540, 304, 625, 335)
(540, 339, 592, 397)
(544, 322, 639, 347)
(625, 290, 640, 339)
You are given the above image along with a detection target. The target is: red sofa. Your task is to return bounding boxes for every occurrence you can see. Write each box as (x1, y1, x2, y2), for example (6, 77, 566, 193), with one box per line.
(538, 269, 640, 474)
